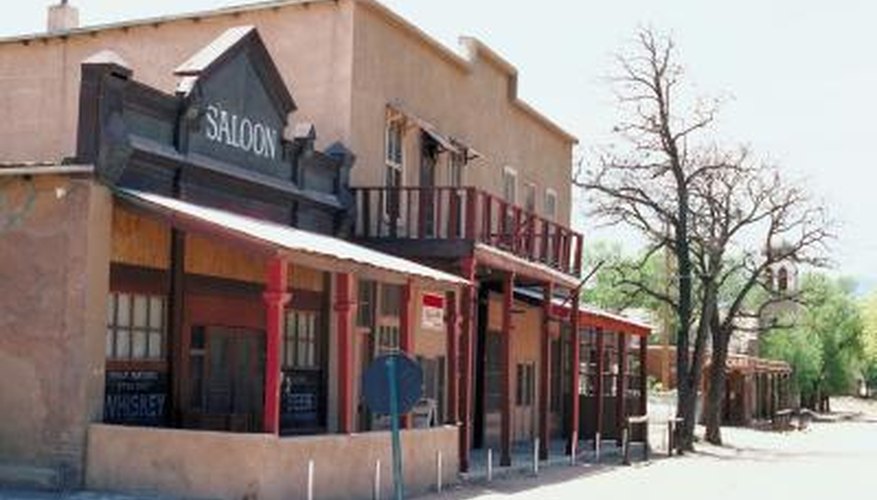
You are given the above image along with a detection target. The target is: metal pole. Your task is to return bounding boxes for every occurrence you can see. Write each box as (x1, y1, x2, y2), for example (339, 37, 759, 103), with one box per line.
(307, 459, 314, 500)
(569, 432, 577, 466)
(533, 438, 540, 474)
(487, 448, 493, 482)
(386, 357, 405, 500)
(436, 451, 443, 493)
(622, 427, 630, 465)
(595, 431, 601, 462)
(374, 459, 381, 500)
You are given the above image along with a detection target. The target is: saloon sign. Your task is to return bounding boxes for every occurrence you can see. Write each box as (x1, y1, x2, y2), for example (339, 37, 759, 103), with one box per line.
(204, 103, 279, 160)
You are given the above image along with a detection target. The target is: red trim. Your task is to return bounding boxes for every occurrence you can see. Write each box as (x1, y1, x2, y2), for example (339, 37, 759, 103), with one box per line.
(551, 304, 651, 337)
(616, 332, 628, 442)
(334, 272, 355, 433)
(262, 257, 290, 434)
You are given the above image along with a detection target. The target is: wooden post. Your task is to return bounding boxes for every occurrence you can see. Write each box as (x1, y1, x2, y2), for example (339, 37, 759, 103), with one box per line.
(334, 272, 355, 433)
(539, 282, 553, 460)
(640, 335, 648, 416)
(594, 328, 605, 449)
(616, 332, 628, 444)
(400, 278, 414, 429)
(446, 290, 460, 424)
(263, 257, 290, 434)
(458, 257, 477, 472)
(500, 272, 515, 466)
(568, 292, 581, 455)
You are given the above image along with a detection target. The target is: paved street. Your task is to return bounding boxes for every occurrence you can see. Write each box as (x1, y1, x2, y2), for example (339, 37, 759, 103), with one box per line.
(421, 398, 877, 500)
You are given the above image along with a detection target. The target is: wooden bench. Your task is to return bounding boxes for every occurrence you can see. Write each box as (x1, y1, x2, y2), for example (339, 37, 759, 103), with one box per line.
(622, 415, 650, 465)
(773, 409, 793, 431)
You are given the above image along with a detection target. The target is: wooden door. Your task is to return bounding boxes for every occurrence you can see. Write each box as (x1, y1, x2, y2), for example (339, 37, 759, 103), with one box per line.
(420, 134, 438, 236)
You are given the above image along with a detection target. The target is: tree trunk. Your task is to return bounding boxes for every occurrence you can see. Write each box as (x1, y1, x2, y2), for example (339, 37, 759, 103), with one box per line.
(705, 319, 730, 445)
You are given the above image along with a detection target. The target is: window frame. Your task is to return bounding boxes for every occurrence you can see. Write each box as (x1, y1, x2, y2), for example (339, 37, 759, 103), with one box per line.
(544, 188, 558, 220)
(502, 166, 518, 205)
(105, 291, 168, 366)
(384, 113, 405, 218)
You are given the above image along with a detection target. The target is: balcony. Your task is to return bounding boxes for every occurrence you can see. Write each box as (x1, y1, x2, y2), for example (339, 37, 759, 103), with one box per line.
(351, 186, 583, 279)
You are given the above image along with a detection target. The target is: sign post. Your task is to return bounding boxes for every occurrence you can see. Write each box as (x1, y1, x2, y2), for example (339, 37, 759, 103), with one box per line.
(386, 355, 404, 500)
(362, 353, 423, 500)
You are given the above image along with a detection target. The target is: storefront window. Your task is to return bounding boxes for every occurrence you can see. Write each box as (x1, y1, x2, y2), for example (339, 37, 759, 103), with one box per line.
(284, 310, 320, 369)
(106, 292, 166, 361)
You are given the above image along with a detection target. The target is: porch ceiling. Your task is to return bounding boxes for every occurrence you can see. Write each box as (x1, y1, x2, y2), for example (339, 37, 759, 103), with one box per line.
(117, 188, 469, 287)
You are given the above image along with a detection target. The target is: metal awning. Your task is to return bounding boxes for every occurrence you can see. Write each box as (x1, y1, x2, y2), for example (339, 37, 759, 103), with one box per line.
(388, 103, 483, 160)
(118, 189, 468, 286)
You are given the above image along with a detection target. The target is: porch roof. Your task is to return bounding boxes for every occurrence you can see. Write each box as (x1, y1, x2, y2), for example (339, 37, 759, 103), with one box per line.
(515, 286, 653, 336)
(118, 189, 469, 287)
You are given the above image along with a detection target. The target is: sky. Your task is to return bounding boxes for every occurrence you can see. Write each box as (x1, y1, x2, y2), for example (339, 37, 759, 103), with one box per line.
(3, 1, 875, 291)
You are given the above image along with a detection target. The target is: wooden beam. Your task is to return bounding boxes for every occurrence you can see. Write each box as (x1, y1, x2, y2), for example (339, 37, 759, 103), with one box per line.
(500, 272, 515, 466)
(262, 257, 290, 434)
(334, 272, 355, 433)
(458, 257, 477, 472)
(539, 282, 553, 460)
(616, 332, 627, 444)
(569, 293, 581, 455)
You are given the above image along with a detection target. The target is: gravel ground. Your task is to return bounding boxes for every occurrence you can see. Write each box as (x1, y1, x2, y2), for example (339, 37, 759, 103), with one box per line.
(419, 397, 877, 500)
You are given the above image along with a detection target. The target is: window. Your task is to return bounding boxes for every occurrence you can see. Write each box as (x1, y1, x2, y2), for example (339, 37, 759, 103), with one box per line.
(106, 292, 166, 361)
(385, 116, 404, 217)
(380, 283, 402, 317)
(377, 325, 400, 354)
(544, 189, 557, 220)
(502, 167, 517, 205)
(524, 182, 536, 213)
(357, 280, 376, 328)
(777, 267, 789, 293)
(284, 310, 320, 369)
(448, 151, 465, 187)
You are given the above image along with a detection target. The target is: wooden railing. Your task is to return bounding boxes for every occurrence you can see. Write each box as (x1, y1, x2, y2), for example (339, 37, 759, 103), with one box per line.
(352, 186, 583, 277)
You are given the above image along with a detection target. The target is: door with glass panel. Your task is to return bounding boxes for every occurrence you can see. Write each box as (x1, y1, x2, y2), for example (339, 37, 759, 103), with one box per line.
(187, 326, 265, 432)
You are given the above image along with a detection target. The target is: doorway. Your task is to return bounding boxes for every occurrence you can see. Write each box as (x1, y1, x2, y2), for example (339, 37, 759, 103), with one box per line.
(186, 326, 265, 432)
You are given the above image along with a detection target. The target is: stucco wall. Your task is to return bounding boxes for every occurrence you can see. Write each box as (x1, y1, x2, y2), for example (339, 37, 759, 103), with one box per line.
(86, 424, 458, 500)
(0, 176, 111, 488)
(350, 2, 575, 225)
(0, 1, 354, 163)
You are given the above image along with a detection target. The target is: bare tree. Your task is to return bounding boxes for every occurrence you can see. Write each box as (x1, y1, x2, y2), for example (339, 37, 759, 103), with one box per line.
(580, 27, 720, 449)
(690, 159, 831, 444)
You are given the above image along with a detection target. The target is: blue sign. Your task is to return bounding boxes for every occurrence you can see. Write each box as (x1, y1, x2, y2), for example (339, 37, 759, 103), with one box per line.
(362, 353, 423, 415)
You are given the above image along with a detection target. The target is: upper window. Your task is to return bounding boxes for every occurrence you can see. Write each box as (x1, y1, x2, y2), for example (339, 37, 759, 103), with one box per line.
(777, 267, 789, 293)
(106, 292, 166, 361)
(449, 151, 465, 187)
(385, 117, 404, 168)
(544, 188, 558, 220)
(502, 167, 517, 205)
(524, 182, 536, 213)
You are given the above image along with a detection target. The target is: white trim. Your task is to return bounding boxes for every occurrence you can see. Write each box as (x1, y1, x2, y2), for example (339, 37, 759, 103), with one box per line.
(0, 164, 93, 176)
(544, 188, 558, 220)
(502, 166, 518, 204)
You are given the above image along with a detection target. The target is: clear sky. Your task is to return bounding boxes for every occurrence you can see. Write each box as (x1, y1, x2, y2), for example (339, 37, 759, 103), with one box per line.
(3, 1, 875, 291)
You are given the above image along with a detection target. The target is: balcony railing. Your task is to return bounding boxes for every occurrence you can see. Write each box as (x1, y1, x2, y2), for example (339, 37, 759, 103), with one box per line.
(351, 186, 583, 277)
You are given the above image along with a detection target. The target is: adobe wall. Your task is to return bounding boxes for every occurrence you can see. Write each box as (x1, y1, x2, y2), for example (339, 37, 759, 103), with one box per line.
(350, 2, 575, 225)
(86, 423, 458, 499)
(0, 1, 354, 163)
(0, 175, 111, 488)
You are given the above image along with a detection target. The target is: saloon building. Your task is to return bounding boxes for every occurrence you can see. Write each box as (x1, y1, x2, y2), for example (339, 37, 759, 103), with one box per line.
(0, 1, 650, 498)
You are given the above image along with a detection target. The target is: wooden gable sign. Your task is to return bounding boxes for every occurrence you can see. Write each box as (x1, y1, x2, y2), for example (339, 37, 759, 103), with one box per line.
(175, 26, 296, 179)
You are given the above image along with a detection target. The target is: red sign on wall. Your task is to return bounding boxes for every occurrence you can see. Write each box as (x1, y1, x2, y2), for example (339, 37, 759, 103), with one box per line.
(421, 293, 445, 330)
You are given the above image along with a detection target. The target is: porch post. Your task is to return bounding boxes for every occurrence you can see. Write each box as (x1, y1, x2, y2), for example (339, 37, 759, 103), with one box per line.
(616, 332, 628, 444)
(400, 278, 414, 429)
(446, 290, 460, 424)
(538, 282, 553, 460)
(639, 334, 648, 416)
(568, 292, 581, 455)
(263, 257, 290, 434)
(594, 328, 605, 447)
(458, 258, 477, 472)
(500, 272, 515, 466)
(334, 272, 355, 433)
